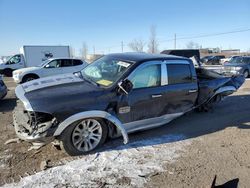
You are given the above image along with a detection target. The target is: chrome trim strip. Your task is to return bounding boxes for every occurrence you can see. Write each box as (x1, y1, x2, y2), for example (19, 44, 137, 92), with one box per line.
(164, 60, 190, 65)
(124, 112, 183, 133)
(53, 110, 129, 144)
(214, 86, 236, 95)
(161, 62, 168, 85)
(15, 85, 33, 111)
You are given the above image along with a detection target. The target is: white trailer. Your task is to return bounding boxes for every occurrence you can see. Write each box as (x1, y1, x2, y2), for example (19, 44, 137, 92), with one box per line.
(0, 45, 70, 76)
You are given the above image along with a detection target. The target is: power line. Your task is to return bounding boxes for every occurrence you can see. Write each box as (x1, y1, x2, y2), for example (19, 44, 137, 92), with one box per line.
(95, 28, 250, 53)
(160, 28, 250, 43)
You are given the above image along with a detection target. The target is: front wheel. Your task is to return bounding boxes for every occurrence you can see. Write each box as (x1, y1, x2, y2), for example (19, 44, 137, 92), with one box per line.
(22, 75, 39, 83)
(60, 118, 108, 156)
(243, 70, 249, 78)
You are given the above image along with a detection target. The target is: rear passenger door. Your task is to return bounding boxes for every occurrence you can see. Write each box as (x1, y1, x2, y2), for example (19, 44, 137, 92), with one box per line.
(59, 59, 75, 74)
(161, 60, 198, 114)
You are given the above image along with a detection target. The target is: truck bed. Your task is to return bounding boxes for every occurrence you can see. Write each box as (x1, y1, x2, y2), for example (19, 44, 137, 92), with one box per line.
(195, 67, 244, 106)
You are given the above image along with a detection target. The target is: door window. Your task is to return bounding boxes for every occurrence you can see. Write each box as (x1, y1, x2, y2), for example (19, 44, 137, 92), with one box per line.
(130, 64, 161, 89)
(6, 55, 21, 64)
(61, 59, 73, 67)
(73, 60, 83, 66)
(46, 60, 61, 68)
(167, 64, 192, 84)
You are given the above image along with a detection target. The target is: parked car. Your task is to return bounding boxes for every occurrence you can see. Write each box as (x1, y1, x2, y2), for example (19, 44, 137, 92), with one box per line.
(0, 45, 70, 77)
(13, 58, 88, 83)
(13, 53, 244, 156)
(220, 55, 240, 64)
(223, 56, 250, 78)
(0, 75, 7, 100)
(200, 56, 213, 64)
(201, 55, 225, 65)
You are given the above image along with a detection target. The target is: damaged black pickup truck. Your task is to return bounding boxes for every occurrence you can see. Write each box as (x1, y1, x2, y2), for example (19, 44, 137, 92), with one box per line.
(13, 53, 244, 155)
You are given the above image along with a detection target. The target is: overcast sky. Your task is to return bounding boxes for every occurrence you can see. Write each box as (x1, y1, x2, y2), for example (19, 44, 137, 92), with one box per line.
(0, 0, 250, 56)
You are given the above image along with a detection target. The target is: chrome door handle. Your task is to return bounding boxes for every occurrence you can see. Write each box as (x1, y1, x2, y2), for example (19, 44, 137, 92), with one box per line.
(188, 89, 197, 93)
(152, 94, 162, 98)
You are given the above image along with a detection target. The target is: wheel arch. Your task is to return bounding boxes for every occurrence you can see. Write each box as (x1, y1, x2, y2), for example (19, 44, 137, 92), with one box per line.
(53, 110, 129, 144)
(22, 73, 40, 82)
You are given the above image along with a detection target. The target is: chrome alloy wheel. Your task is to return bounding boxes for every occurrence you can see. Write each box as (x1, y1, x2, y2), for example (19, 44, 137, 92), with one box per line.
(71, 119, 102, 152)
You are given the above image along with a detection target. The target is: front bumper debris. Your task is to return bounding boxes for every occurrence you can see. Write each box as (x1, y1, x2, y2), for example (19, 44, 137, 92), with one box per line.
(13, 101, 57, 144)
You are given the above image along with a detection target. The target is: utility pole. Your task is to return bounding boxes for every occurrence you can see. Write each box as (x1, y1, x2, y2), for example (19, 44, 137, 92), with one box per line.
(174, 33, 176, 49)
(121, 41, 124, 52)
(93, 46, 95, 55)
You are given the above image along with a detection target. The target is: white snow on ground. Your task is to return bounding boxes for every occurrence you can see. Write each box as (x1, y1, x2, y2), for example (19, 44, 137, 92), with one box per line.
(0, 150, 11, 169)
(3, 134, 191, 188)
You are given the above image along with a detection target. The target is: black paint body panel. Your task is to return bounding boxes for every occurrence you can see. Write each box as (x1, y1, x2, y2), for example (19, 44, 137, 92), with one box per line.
(22, 53, 244, 125)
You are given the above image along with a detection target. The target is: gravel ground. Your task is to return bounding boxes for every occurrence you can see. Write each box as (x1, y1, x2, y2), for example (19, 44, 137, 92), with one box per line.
(0, 77, 250, 187)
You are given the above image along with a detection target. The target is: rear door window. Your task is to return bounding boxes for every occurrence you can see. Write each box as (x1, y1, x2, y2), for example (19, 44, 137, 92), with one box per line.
(61, 59, 73, 67)
(167, 64, 192, 84)
(73, 60, 83, 66)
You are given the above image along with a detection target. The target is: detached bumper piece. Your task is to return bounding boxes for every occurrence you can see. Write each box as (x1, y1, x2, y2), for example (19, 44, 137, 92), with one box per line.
(13, 101, 57, 144)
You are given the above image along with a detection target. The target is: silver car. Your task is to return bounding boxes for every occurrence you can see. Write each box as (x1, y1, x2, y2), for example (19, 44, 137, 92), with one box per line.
(223, 56, 250, 78)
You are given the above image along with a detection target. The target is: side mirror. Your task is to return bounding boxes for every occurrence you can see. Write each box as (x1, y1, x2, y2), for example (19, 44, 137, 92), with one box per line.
(45, 64, 51, 68)
(118, 79, 133, 95)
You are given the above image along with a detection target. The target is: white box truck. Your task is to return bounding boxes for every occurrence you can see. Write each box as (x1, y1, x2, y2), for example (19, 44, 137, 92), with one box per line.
(0, 45, 70, 76)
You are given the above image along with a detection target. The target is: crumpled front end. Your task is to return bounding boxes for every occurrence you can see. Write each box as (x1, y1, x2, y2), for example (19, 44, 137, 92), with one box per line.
(13, 101, 58, 143)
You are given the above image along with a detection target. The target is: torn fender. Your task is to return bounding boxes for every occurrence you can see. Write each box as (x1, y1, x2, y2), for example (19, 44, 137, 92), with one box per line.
(53, 110, 129, 144)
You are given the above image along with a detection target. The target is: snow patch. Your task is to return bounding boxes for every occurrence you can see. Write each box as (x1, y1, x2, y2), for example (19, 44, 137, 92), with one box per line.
(0, 150, 11, 169)
(3, 134, 191, 188)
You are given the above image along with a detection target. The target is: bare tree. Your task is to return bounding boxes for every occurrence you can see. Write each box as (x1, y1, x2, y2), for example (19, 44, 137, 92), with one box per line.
(186, 41, 200, 49)
(128, 39, 145, 52)
(147, 26, 159, 53)
(81, 42, 88, 59)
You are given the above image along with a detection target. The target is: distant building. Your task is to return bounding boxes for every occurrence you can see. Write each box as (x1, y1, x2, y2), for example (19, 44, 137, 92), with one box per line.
(221, 49, 240, 54)
(200, 48, 220, 54)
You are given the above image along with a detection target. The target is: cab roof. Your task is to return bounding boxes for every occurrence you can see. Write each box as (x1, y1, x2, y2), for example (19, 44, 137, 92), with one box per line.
(106, 52, 189, 63)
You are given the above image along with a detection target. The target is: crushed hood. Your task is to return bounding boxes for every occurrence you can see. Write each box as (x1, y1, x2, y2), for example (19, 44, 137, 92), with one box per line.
(15, 73, 106, 120)
(21, 73, 83, 93)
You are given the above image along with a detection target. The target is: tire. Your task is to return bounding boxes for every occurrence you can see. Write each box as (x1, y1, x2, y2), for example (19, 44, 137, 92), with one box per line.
(3, 69, 13, 77)
(22, 74, 39, 83)
(60, 118, 108, 156)
(243, 70, 249, 78)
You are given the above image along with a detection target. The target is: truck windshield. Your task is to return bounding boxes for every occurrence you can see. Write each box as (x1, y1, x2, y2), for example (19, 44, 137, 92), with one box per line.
(81, 56, 132, 87)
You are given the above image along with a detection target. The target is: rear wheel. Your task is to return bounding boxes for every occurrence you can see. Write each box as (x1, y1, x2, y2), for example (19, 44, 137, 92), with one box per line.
(243, 70, 249, 78)
(60, 118, 108, 156)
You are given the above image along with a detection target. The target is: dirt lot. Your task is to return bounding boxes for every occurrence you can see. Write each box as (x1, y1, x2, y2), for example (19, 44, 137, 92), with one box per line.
(0, 77, 250, 187)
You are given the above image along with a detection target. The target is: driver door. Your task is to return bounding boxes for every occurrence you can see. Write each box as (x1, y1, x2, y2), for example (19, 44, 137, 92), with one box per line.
(117, 61, 165, 125)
